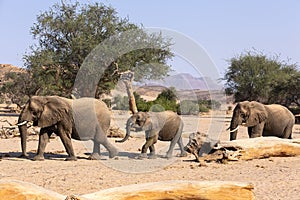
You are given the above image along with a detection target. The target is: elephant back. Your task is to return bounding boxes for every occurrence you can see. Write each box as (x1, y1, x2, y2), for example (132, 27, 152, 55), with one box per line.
(158, 111, 182, 141)
(72, 98, 111, 139)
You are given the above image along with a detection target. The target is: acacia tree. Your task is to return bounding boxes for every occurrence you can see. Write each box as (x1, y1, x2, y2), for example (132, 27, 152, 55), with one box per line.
(268, 67, 300, 107)
(223, 50, 299, 106)
(22, 1, 173, 102)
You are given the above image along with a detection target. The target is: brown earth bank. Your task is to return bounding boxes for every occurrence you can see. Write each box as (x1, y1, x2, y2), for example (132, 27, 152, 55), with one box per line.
(0, 111, 299, 199)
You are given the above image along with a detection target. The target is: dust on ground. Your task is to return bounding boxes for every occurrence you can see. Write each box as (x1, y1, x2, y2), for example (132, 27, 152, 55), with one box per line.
(0, 111, 299, 199)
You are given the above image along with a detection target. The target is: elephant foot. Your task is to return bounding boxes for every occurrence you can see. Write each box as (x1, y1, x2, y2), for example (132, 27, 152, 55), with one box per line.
(88, 153, 101, 160)
(32, 155, 45, 161)
(109, 149, 119, 159)
(65, 156, 77, 161)
(148, 154, 157, 159)
(137, 153, 147, 160)
(179, 152, 188, 157)
(164, 152, 174, 159)
(19, 153, 29, 159)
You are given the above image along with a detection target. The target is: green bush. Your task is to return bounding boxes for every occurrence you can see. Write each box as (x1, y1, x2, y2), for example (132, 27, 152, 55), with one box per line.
(198, 104, 210, 112)
(102, 98, 111, 108)
(112, 95, 129, 110)
(152, 97, 177, 112)
(198, 100, 221, 110)
(135, 88, 178, 112)
(177, 100, 199, 115)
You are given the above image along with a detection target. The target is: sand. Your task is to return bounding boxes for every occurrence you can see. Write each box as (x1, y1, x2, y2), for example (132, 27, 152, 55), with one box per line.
(0, 111, 299, 199)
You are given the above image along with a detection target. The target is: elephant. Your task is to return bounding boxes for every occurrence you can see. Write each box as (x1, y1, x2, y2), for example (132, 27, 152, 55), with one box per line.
(229, 101, 295, 140)
(17, 96, 119, 161)
(116, 111, 187, 159)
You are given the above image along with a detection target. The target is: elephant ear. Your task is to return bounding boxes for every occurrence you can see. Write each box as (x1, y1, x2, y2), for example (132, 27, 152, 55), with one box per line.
(140, 113, 153, 130)
(38, 97, 70, 128)
(250, 101, 267, 124)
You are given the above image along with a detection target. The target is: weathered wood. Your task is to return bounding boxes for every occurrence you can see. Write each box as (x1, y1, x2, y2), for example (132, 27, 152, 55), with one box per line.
(0, 180, 64, 200)
(120, 70, 138, 114)
(186, 133, 300, 163)
(219, 137, 300, 161)
(107, 126, 125, 138)
(81, 180, 255, 200)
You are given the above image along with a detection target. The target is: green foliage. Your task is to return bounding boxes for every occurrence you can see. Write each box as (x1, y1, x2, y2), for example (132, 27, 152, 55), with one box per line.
(268, 68, 300, 107)
(156, 87, 177, 101)
(135, 88, 178, 112)
(112, 95, 129, 110)
(223, 50, 300, 106)
(177, 99, 216, 115)
(152, 97, 178, 112)
(114, 89, 219, 114)
(134, 92, 152, 112)
(22, 1, 173, 98)
(0, 72, 33, 105)
(102, 98, 111, 108)
(198, 100, 221, 110)
(177, 100, 199, 115)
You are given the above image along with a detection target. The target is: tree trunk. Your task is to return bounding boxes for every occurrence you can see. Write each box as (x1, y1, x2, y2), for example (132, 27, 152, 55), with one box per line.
(123, 80, 138, 114)
(120, 70, 138, 114)
(186, 134, 300, 163)
(81, 180, 255, 200)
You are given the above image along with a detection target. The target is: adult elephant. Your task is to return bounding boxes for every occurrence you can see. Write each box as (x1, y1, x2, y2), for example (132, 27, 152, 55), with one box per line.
(18, 96, 118, 161)
(229, 101, 295, 140)
(116, 111, 187, 159)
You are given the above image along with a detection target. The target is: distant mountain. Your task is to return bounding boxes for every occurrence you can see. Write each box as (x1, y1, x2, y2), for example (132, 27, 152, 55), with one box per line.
(144, 73, 223, 90)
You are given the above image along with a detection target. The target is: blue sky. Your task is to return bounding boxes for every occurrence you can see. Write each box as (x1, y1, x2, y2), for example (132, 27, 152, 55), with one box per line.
(0, 0, 299, 78)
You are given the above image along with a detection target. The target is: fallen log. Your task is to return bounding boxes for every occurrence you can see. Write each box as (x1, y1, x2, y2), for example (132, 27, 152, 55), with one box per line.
(219, 137, 300, 161)
(80, 180, 255, 200)
(0, 180, 64, 200)
(186, 132, 300, 163)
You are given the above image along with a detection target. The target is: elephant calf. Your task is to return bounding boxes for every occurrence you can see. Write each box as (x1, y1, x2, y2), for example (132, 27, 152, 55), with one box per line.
(18, 96, 118, 161)
(229, 101, 295, 140)
(116, 111, 187, 159)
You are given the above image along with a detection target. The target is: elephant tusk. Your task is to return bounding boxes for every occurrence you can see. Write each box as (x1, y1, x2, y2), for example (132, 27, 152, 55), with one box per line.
(229, 126, 239, 132)
(17, 121, 28, 126)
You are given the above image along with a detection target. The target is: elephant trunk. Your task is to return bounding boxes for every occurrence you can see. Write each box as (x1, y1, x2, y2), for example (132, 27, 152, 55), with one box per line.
(229, 115, 239, 141)
(17, 104, 31, 158)
(18, 119, 29, 158)
(115, 119, 133, 143)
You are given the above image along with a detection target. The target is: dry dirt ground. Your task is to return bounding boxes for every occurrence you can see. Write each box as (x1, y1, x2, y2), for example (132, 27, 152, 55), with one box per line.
(0, 111, 299, 199)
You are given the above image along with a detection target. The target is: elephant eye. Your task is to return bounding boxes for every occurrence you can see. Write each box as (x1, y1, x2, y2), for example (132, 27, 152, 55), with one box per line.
(240, 113, 246, 118)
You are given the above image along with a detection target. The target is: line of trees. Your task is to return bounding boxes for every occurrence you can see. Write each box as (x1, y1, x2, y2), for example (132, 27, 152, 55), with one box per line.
(112, 88, 221, 115)
(1, 1, 299, 114)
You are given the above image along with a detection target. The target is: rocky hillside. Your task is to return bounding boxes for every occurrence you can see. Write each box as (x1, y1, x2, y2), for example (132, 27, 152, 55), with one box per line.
(0, 64, 25, 86)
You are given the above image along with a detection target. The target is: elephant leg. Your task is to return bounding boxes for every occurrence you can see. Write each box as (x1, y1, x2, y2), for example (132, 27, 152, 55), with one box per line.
(57, 125, 77, 161)
(248, 123, 264, 138)
(247, 127, 253, 138)
(148, 144, 157, 159)
(33, 128, 51, 161)
(94, 129, 119, 159)
(177, 136, 188, 157)
(165, 124, 183, 158)
(139, 136, 156, 159)
(88, 140, 102, 160)
(283, 124, 293, 139)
